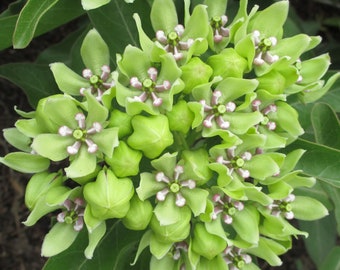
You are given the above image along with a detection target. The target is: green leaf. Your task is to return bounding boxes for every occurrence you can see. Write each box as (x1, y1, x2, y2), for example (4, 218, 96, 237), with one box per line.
(13, 0, 60, 48)
(299, 214, 338, 268)
(287, 138, 340, 188)
(0, 152, 50, 173)
(320, 246, 340, 270)
(0, 15, 18, 50)
(87, 0, 152, 64)
(0, 63, 60, 108)
(311, 103, 340, 149)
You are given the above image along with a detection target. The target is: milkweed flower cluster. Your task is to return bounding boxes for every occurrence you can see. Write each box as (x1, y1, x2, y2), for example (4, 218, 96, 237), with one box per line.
(1, 0, 338, 269)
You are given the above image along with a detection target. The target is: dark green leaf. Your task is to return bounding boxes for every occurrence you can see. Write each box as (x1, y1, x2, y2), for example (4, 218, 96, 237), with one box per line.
(12, 0, 84, 49)
(87, 0, 153, 64)
(0, 15, 18, 51)
(0, 63, 60, 108)
(311, 103, 340, 149)
(321, 183, 340, 234)
(13, 0, 61, 49)
(299, 214, 338, 268)
(320, 246, 340, 270)
(319, 78, 340, 112)
(286, 138, 340, 188)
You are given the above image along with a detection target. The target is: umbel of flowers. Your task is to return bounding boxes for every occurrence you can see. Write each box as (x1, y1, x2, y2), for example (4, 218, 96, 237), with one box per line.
(1, 0, 338, 269)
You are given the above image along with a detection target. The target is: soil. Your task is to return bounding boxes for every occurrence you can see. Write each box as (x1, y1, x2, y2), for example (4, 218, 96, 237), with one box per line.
(0, 0, 339, 269)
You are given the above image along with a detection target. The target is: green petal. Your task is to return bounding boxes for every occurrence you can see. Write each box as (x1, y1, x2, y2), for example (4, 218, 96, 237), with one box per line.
(274, 101, 304, 137)
(299, 54, 331, 84)
(133, 13, 155, 55)
(91, 127, 119, 157)
(245, 154, 280, 180)
(154, 194, 185, 225)
(181, 149, 212, 185)
(150, 254, 175, 269)
(150, 236, 173, 260)
(23, 196, 60, 226)
(41, 222, 79, 257)
(3, 127, 31, 152)
(50, 62, 88, 95)
(65, 145, 97, 179)
(81, 0, 110, 10)
(218, 77, 259, 101)
(292, 196, 329, 221)
(181, 188, 209, 217)
(0, 152, 50, 173)
(25, 171, 64, 210)
(84, 221, 106, 259)
(31, 134, 72, 161)
(118, 45, 150, 79)
(151, 152, 177, 179)
(227, 111, 263, 134)
(84, 90, 108, 126)
(182, 5, 209, 40)
(150, 0, 178, 33)
(272, 34, 312, 64)
(137, 172, 165, 201)
(43, 95, 80, 129)
(81, 29, 110, 75)
(248, 1, 289, 38)
(233, 206, 259, 244)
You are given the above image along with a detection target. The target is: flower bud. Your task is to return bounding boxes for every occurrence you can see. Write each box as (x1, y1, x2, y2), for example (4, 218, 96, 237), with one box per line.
(207, 48, 248, 78)
(122, 195, 153, 230)
(83, 168, 134, 220)
(166, 100, 194, 134)
(105, 141, 142, 177)
(180, 57, 213, 94)
(108, 109, 133, 138)
(191, 223, 227, 260)
(127, 114, 174, 159)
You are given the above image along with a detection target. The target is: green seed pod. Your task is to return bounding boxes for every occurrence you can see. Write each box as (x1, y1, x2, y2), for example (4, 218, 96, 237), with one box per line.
(191, 223, 227, 260)
(122, 195, 153, 230)
(105, 141, 142, 177)
(180, 57, 213, 94)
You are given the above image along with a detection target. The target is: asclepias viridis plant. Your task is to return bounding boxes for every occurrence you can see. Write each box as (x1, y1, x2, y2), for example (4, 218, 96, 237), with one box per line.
(1, 0, 340, 269)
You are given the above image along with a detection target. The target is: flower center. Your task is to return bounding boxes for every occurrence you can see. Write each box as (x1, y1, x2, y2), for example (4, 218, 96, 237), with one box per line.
(170, 182, 180, 193)
(216, 104, 226, 114)
(142, 78, 155, 90)
(72, 129, 85, 140)
(167, 31, 180, 46)
(211, 16, 222, 28)
(89, 75, 102, 87)
(233, 157, 245, 168)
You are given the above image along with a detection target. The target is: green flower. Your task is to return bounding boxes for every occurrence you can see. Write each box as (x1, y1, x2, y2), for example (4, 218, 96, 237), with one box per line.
(31, 93, 119, 178)
(116, 45, 184, 115)
(50, 29, 115, 107)
(137, 152, 209, 225)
